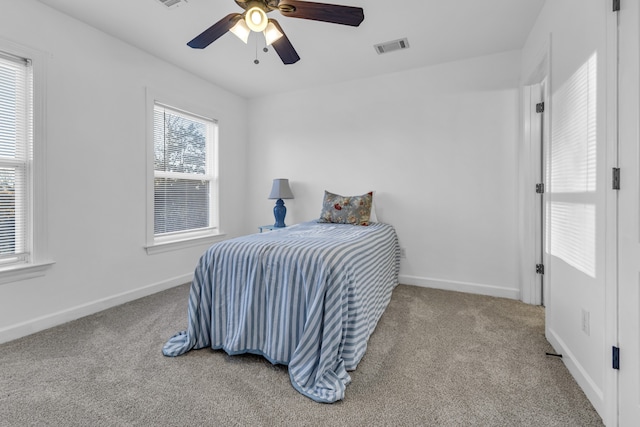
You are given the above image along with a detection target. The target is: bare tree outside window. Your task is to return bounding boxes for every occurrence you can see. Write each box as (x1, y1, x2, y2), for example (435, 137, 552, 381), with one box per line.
(153, 105, 214, 235)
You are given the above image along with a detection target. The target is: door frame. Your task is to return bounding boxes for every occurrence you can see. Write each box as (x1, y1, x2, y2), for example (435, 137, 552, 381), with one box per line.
(520, 39, 550, 306)
(604, 4, 620, 426)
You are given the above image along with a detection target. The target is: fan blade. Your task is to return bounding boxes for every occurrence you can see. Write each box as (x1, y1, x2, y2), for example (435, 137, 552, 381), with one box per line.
(278, 1, 364, 27)
(270, 19, 300, 65)
(187, 13, 242, 49)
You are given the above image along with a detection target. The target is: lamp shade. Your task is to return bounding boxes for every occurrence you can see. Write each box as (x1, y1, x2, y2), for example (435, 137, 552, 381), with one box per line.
(229, 18, 251, 44)
(246, 6, 268, 32)
(268, 178, 294, 199)
(263, 21, 283, 46)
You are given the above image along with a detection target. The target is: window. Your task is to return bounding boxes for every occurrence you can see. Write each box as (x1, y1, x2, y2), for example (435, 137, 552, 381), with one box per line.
(146, 96, 220, 252)
(0, 43, 49, 282)
(0, 52, 32, 267)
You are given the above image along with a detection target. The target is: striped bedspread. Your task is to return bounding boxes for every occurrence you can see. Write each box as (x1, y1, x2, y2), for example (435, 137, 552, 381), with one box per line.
(163, 221, 400, 402)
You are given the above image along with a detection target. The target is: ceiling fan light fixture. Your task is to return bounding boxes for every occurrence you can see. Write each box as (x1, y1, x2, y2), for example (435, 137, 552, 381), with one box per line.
(230, 18, 251, 43)
(245, 6, 268, 32)
(263, 21, 283, 46)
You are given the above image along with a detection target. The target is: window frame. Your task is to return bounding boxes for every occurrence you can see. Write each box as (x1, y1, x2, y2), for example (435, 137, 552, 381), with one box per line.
(145, 88, 224, 254)
(0, 39, 52, 285)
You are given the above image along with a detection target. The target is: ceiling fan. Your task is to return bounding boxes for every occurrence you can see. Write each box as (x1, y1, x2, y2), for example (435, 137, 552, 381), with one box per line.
(187, 0, 365, 65)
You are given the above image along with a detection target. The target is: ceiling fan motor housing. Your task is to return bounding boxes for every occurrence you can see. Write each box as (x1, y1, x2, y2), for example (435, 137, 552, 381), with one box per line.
(235, 0, 271, 12)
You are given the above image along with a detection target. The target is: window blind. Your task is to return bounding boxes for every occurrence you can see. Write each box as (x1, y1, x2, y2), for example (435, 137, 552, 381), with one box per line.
(153, 103, 216, 236)
(0, 52, 31, 265)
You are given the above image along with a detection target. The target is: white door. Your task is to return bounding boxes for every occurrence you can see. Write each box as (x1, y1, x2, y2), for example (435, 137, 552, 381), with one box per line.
(544, 1, 608, 414)
(521, 82, 544, 306)
(618, 0, 640, 424)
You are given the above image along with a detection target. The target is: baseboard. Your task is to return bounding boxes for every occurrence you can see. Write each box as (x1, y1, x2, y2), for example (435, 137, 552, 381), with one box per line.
(546, 327, 605, 420)
(399, 275, 521, 300)
(0, 273, 192, 344)
(1, 274, 519, 345)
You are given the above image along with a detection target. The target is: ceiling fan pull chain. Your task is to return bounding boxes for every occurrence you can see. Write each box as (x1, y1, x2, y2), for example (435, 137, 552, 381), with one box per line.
(254, 35, 259, 64)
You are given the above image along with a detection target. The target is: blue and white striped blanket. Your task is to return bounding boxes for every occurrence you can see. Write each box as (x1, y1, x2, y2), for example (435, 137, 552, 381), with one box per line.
(163, 221, 399, 402)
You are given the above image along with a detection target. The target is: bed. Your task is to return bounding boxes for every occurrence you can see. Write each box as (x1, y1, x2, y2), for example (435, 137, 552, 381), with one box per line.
(163, 219, 400, 402)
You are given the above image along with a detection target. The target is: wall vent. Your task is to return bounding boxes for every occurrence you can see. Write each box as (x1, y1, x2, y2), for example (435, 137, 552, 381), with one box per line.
(374, 38, 410, 55)
(156, 0, 187, 9)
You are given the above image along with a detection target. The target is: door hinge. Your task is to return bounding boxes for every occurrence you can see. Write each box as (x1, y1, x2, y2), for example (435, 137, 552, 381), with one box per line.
(612, 346, 620, 369)
(536, 183, 545, 194)
(612, 167, 621, 190)
(536, 102, 544, 113)
(536, 264, 545, 275)
(613, 0, 620, 12)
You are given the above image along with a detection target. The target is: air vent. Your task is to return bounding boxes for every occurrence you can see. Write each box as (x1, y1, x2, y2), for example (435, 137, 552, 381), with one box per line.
(155, 0, 187, 9)
(374, 38, 410, 55)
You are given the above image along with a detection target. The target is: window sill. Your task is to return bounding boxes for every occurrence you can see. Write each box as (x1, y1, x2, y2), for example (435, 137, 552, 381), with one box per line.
(0, 261, 55, 286)
(145, 231, 227, 255)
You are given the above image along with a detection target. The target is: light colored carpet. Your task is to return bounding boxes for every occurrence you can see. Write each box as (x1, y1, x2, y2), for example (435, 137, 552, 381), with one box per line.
(0, 284, 603, 426)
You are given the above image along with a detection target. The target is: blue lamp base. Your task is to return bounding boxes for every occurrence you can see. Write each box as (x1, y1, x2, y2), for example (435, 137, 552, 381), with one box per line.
(273, 199, 287, 227)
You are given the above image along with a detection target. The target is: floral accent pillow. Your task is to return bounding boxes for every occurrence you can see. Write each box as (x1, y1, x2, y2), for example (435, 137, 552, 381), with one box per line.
(318, 191, 373, 226)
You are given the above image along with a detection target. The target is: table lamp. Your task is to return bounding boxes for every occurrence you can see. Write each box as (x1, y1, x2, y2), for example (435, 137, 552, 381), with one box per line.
(268, 178, 294, 227)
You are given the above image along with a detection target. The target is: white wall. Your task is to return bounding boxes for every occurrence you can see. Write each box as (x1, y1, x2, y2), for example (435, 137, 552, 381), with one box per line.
(0, 0, 249, 342)
(521, 0, 613, 422)
(246, 50, 522, 299)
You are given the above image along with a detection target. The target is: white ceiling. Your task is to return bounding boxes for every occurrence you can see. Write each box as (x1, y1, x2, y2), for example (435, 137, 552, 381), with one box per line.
(36, 0, 546, 99)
